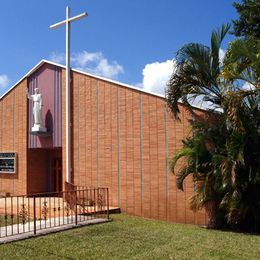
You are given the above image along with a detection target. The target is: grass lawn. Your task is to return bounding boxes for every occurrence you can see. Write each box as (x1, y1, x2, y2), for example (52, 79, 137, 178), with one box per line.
(0, 214, 259, 259)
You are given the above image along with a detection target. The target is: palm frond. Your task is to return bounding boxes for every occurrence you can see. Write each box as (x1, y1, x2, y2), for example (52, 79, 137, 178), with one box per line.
(211, 24, 231, 79)
(167, 25, 230, 118)
(170, 147, 195, 174)
(176, 165, 194, 191)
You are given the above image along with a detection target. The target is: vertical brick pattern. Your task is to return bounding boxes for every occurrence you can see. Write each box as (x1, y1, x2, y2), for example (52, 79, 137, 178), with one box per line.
(126, 89, 134, 214)
(133, 92, 141, 216)
(142, 94, 151, 218)
(119, 87, 127, 211)
(111, 85, 118, 207)
(0, 79, 28, 195)
(157, 99, 167, 220)
(70, 71, 208, 225)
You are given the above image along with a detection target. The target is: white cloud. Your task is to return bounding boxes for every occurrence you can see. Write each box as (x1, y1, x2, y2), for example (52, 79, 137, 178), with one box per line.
(138, 50, 226, 96)
(0, 74, 9, 89)
(219, 48, 226, 63)
(241, 82, 255, 90)
(138, 59, 176, 95)
(49, 51, 124, 79)
(49, 52, 65, 64)
(72, 51, 102, 67)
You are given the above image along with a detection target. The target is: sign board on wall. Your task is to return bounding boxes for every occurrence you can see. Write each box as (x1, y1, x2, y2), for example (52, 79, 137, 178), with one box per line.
(0, 153, 17, 173)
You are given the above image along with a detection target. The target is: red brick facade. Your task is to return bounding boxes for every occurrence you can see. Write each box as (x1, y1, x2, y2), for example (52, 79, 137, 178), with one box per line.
(0, 61, 208, 225)
(68, 71, 208, 225)
(0, 79, 28, 195)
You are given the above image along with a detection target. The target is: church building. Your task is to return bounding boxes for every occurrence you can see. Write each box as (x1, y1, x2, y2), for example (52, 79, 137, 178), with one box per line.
(0, 60, 208, 225)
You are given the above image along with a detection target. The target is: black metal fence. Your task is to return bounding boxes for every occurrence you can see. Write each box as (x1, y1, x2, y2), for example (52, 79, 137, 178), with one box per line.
(0, 188, 109, 238)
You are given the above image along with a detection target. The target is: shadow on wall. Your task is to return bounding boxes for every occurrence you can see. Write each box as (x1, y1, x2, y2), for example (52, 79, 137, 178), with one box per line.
(39, 110, 53, 147)
(45, 110, 53, 134)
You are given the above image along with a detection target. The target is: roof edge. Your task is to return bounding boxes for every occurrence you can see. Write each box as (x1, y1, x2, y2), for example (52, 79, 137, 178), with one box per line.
(0, 60, 47, 100)
(0, 59, 209, 113)
(43, 59, 167, 99)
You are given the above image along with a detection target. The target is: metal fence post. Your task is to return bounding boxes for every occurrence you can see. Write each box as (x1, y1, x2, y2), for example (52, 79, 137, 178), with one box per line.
(94, 189, 96, 218)
(75, 190, 78, 225)
(107, 188, 109, 220)
(33, 196, 36, 235)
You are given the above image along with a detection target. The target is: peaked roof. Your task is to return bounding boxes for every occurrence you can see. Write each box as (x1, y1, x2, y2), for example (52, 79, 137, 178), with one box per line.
(0, 59, 166, 100)
(0, 59, 207, 112)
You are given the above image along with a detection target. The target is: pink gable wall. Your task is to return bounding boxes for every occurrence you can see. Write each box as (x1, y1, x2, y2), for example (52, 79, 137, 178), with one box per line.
(28, 64, 62, 148)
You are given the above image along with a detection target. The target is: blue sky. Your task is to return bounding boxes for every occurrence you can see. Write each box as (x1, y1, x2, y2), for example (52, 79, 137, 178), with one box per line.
(0, 0, 238, 96)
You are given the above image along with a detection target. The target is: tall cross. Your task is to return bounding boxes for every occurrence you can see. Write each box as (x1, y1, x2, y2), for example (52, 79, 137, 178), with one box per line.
(50, 6, 87, 184)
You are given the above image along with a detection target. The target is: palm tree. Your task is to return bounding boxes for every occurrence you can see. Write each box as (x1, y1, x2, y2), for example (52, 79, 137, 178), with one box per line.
(167, 25, 260, 231)
(170, 118, 227, 228)
(166, 24, 231, 118)
(220, 37, 260, 231)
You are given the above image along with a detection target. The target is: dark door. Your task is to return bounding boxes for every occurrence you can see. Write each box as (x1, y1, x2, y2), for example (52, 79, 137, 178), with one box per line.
(53, 158, 62, 192)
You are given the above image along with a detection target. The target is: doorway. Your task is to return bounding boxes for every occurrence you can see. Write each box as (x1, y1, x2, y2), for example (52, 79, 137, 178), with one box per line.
(52, 158, 62, 192)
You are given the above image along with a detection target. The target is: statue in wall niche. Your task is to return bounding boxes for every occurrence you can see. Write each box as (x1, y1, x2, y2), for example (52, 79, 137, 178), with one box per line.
(26, 88, 46, 133)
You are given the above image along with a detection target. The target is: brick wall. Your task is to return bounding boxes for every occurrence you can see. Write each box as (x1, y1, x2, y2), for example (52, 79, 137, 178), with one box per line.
(0, 79, 28, 195)
(0, 65, 208, 225)
(70, 71, 208, 225)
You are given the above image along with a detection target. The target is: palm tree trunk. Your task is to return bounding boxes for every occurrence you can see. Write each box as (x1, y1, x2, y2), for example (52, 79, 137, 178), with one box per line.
(206, 200, 221, 229)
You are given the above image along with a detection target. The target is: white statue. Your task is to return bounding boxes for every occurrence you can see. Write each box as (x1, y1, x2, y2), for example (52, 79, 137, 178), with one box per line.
(26, 88, 46, 132)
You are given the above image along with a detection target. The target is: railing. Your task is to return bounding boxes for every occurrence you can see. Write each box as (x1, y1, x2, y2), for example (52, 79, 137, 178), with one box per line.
(0, 188, 109, 238)
(65, 181, 99, 191)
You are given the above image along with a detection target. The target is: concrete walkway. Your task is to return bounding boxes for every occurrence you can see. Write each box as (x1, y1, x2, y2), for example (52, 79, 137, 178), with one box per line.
(0, 215, 110, 244)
